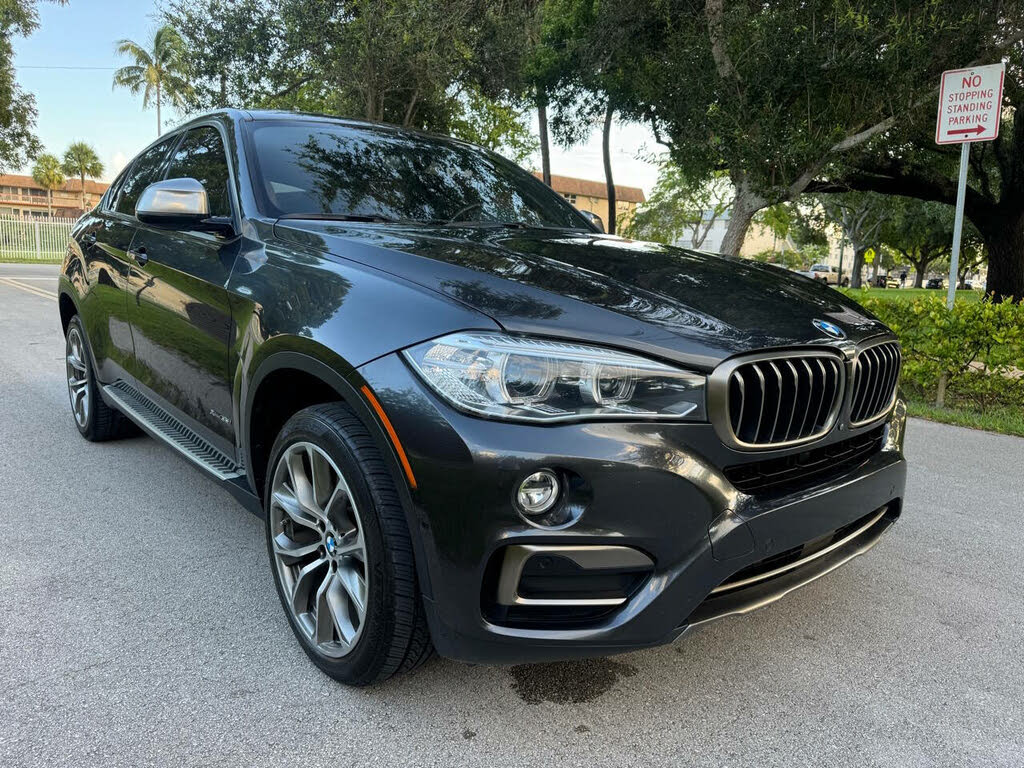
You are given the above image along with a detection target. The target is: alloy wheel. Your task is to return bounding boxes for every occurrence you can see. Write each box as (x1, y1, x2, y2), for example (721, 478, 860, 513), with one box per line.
(269, 441, 369, 658)
(66, 327, 90, 428)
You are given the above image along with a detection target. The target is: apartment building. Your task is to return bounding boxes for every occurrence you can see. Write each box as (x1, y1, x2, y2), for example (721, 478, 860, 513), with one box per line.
(533, 172, 645, 233)
(0, 174, 109, 219)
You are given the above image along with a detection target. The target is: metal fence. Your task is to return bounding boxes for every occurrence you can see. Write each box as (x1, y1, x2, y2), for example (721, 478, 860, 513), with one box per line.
(0, 215, 77, 262)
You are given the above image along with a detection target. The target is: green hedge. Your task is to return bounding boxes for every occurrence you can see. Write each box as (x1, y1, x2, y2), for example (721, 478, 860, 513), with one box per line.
(843, 291, 1024, 412)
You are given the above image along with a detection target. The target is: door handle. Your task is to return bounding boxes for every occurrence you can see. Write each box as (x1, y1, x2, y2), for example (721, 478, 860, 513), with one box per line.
(129, 247, 148, 266)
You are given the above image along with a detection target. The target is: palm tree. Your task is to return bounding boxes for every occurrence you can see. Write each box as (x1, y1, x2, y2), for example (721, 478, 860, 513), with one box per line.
(31, 153, 66, 218)
(61, 143, 104, 212)
(112, 25, 191, 135)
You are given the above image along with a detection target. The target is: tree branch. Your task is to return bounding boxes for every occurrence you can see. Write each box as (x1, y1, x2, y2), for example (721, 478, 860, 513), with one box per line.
(269, 76, 311, 100)
(829, 115, 898, 153)
(704, 0, 742, 85)
(807, 171, 958, 207)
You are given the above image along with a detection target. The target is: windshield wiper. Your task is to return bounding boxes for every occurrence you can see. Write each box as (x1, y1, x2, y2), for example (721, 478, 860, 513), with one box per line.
(277, 213, 420, 225)
(421, 219, 535, 229)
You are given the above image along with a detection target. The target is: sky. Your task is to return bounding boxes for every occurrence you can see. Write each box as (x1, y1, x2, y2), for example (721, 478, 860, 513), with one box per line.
(13, 0, 664, 193)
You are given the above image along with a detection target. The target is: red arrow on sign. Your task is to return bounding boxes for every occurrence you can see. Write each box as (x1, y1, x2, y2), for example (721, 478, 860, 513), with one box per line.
(948, 124, 986, 136)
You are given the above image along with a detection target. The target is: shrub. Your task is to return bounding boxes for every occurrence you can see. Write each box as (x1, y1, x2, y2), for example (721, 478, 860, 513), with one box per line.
(844, 291, 1024, 412)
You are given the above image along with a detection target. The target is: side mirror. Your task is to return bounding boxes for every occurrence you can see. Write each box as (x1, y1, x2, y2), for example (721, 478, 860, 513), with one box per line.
(136, 178, 211, 229)
(579, 209, 605, 233)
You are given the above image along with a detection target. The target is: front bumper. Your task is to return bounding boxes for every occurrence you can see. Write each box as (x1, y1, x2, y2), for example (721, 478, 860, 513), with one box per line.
(355, 353, 908, 664)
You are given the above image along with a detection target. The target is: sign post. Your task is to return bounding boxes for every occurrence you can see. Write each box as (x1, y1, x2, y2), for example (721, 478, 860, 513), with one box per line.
(935, 63, 1005, 308)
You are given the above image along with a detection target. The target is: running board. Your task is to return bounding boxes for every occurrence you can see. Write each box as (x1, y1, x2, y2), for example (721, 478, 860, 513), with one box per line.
(103, 380, 244, 481)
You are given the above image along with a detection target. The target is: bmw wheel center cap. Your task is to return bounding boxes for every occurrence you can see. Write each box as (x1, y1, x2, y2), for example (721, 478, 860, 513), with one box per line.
(325, 535, 337, 555)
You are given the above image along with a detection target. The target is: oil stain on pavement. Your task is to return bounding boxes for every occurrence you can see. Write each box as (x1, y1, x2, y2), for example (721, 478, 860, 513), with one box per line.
(508, 659, 638, 704)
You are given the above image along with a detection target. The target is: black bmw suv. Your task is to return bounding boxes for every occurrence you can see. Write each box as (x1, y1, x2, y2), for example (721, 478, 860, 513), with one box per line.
(58, 110, 907, 685)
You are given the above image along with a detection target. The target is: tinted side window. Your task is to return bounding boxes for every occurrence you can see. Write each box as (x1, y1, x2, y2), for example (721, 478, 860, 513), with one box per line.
(103, 167, 131, 212)
(115, 137, 178, 215)
(165, 126, 232, 218)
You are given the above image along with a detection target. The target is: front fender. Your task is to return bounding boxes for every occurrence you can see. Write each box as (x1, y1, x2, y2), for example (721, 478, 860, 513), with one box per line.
(238, 347, 439, 600)
(228, 235, 500, 464)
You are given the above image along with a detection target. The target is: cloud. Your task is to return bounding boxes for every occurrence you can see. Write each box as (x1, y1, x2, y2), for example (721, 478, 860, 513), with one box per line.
(106, 151, 128, 181)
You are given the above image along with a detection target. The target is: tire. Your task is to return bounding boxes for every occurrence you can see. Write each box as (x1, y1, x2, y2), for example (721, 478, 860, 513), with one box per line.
(64, 315, 134, 442)
(264, 403, 433, 685)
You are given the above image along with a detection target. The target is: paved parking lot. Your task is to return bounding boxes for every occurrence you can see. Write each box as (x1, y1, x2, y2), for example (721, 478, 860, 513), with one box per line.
(2, 264, 1023, 767)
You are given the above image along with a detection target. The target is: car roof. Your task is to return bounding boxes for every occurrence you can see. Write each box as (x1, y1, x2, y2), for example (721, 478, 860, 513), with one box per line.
(167, 108, 481, 151)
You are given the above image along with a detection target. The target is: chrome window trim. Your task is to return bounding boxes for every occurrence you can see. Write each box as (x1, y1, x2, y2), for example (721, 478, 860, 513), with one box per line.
(708, 348, 847, 452)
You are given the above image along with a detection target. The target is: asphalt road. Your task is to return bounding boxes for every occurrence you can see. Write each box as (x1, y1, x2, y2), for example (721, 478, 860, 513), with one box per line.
(2, 264, 1023, 767)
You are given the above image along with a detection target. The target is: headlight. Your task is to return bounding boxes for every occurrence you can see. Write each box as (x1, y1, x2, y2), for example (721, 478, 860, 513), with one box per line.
(402, 332, 706, 423)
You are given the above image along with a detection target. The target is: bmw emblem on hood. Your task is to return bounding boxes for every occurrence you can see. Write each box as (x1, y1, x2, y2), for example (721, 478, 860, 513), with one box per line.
(813, 319, 846, 340)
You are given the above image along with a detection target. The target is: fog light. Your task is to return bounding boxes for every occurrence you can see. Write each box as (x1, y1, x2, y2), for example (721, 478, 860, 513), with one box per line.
(516, 470, 560, 515)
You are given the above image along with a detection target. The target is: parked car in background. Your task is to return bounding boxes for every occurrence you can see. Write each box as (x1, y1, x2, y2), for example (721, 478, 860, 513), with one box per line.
(870, 275, 897, 289)
(57, 110, 908, 686)
(798, 263, 850, 287)
(926, 277, 944, 289)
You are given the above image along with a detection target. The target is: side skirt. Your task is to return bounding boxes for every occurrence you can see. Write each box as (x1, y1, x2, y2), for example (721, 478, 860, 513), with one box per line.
(101, 379, 262, 516)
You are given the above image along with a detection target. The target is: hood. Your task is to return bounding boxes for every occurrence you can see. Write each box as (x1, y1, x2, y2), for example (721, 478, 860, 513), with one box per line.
(272, 221, 890, 369)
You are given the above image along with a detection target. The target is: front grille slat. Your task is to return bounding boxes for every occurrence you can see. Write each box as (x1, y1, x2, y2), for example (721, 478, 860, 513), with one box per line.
(726, 352, 843, 448)
(881, 345, 900, 414)
(781, 361, 799, 442)
(751, 365, 766, 442)
(812, 359, 829, 431)
(871, 347, 889, 417)
(795, 360, 814, 439)
(852, 350, 871, 418)
(734, 374, 746, 434)
(766, 362, 784, 442)
(867, 348, 885, 418)
(850, 341, 901, 425)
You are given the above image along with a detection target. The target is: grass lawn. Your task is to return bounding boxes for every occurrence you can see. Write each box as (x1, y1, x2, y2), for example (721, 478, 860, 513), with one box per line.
(841, 287, 983, 303)
(907, 399, 1024, 438)
(0, 250, 64, 263)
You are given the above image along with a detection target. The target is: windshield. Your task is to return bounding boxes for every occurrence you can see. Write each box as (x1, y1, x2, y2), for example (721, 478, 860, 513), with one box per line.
(247, 121, 591, 229)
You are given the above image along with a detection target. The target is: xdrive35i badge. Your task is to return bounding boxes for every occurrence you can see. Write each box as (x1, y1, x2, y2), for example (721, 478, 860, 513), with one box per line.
(813, 319, 846, 340)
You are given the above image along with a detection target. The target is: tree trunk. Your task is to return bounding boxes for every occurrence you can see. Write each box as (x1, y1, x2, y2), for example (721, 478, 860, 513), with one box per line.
(219, 71, 227, 107)
(402, 91, 419, 128)
(537, 91, 551, 187)
(981, 212, 1024, 301)
(958, 261, 971, 289)
(721, 176, 765, 257)
(849, 247, 866, 289)
(602, 102, 616, 235)
(47, 189, 52, 217)
(79, 172, 86, 211)
(911, 261, 925, 288)
(156, 80, 162, 136)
